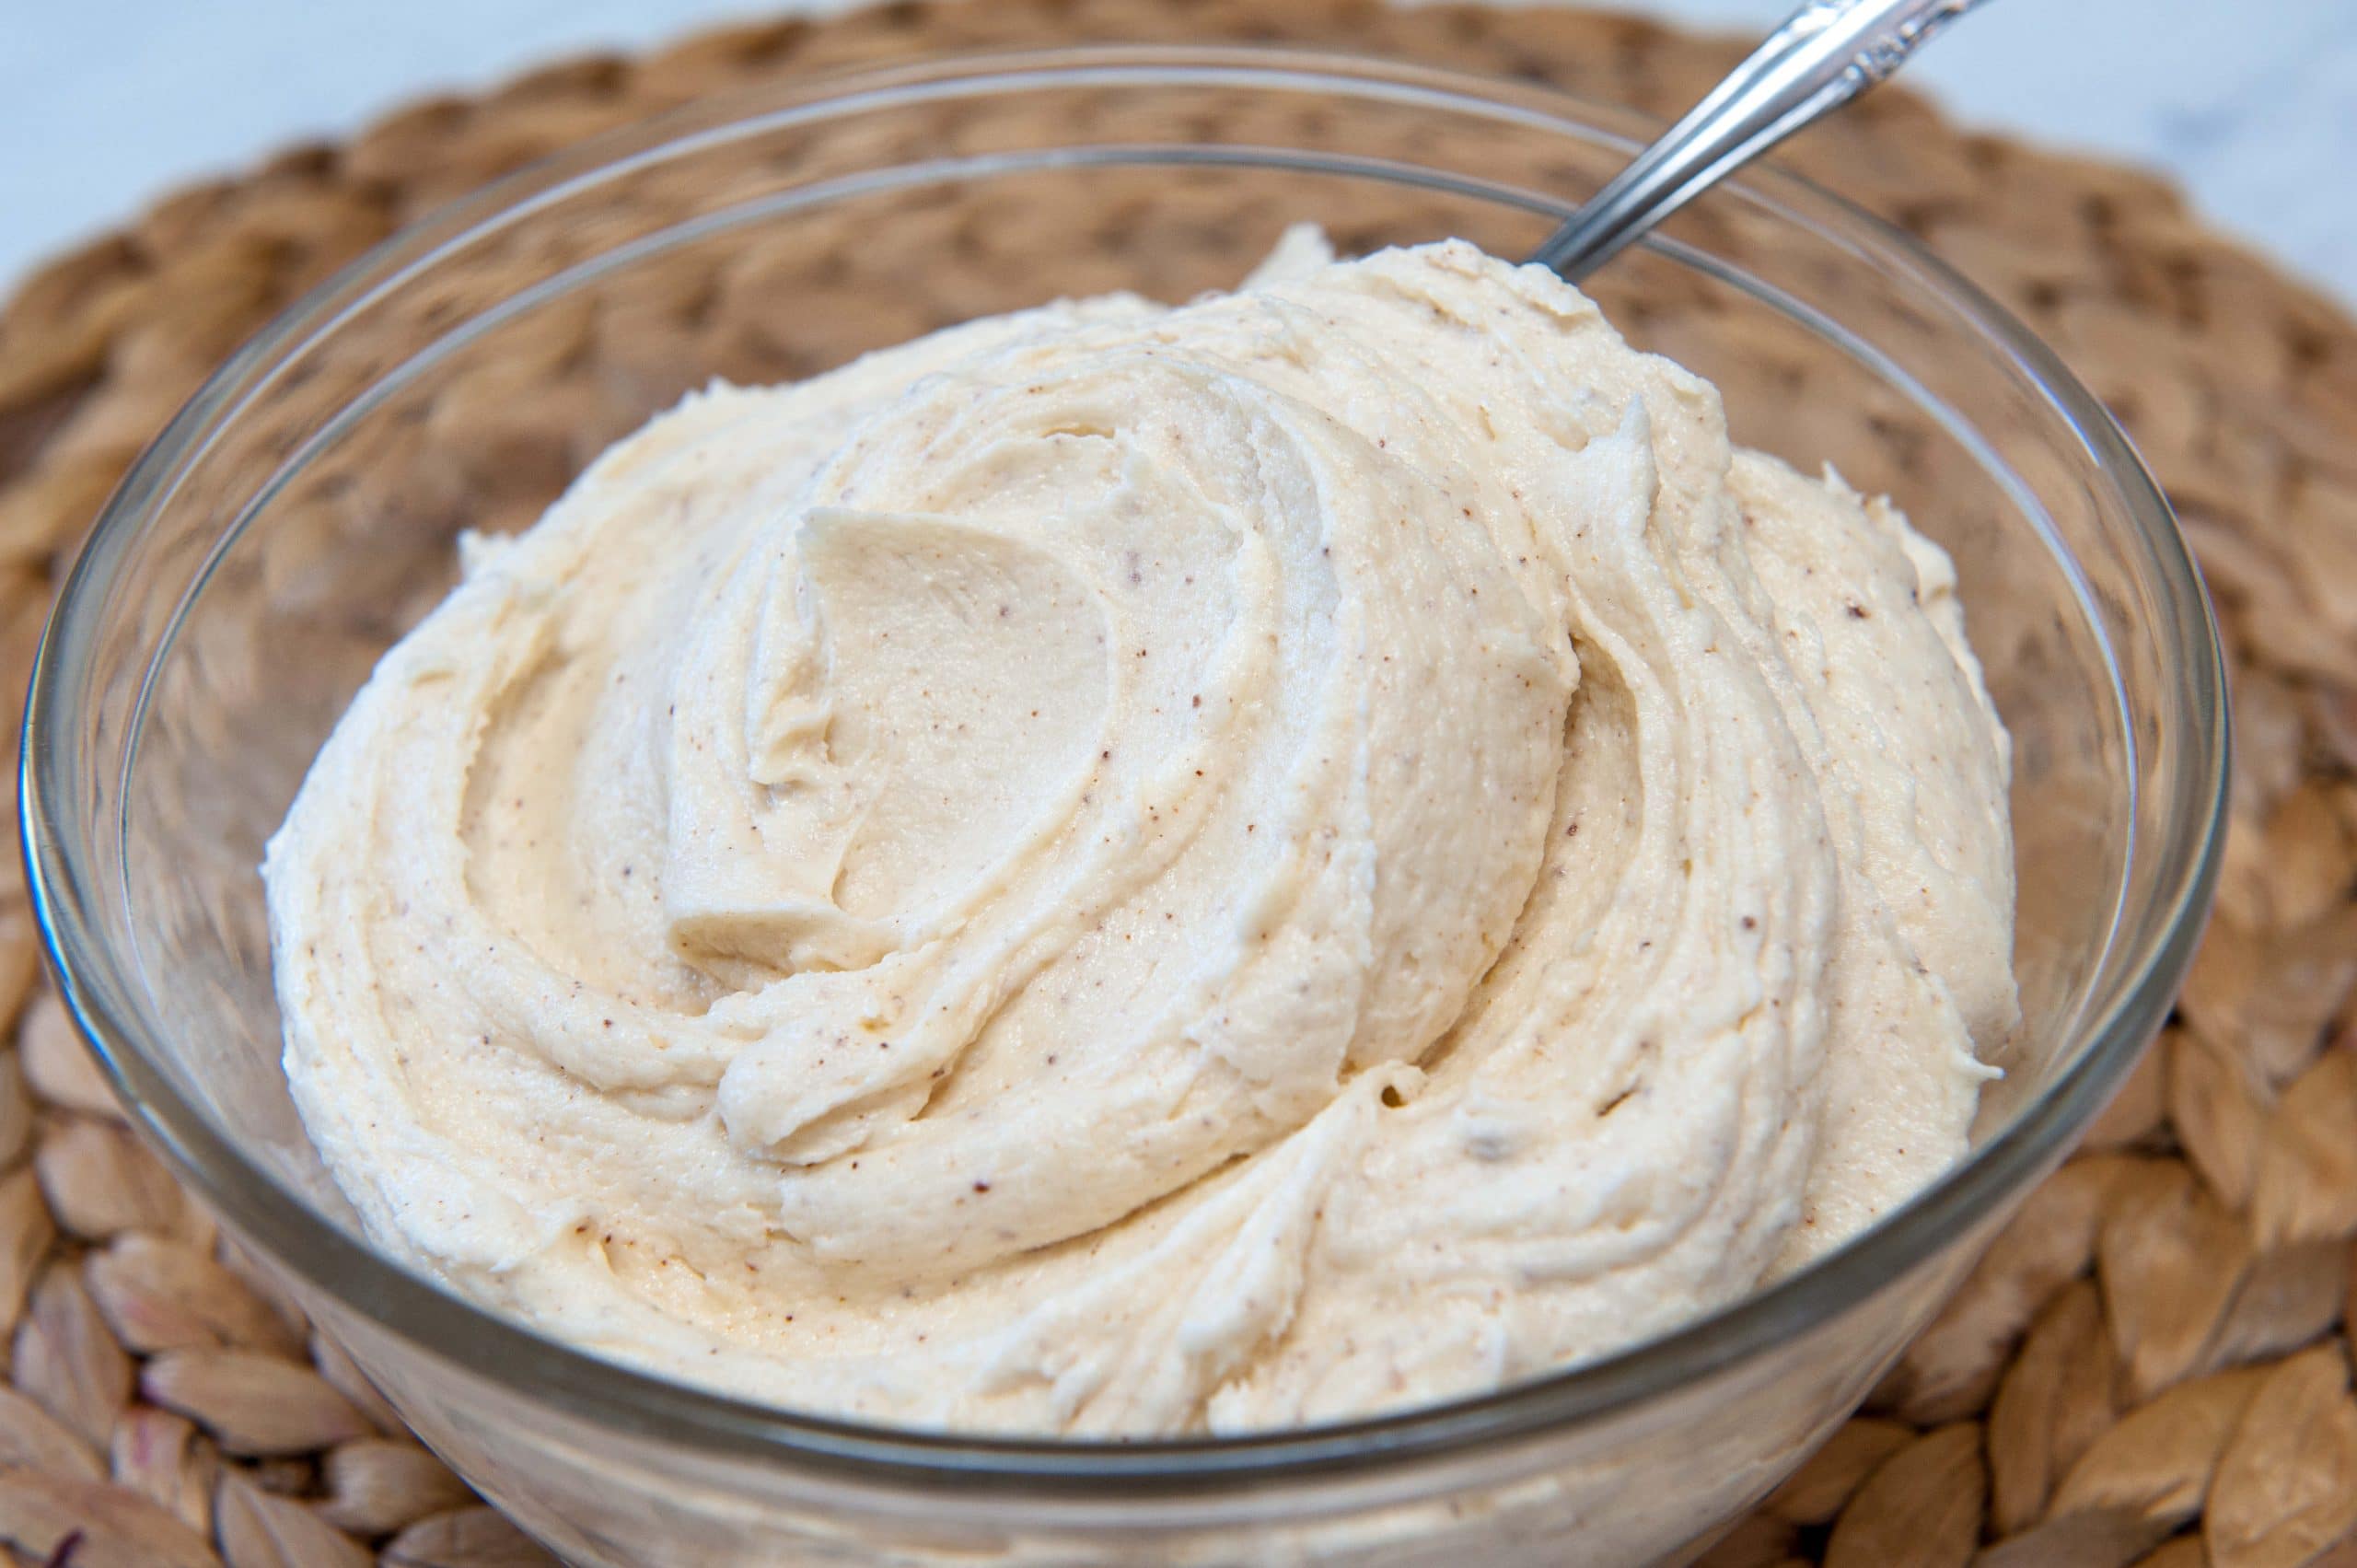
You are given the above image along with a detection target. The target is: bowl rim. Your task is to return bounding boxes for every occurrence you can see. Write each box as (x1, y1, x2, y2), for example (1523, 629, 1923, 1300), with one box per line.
(18, 43, 2228, 1495)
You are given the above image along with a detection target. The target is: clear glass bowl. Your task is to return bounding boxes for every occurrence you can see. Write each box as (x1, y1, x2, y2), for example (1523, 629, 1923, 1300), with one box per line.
(21, 48, 2225, 1568)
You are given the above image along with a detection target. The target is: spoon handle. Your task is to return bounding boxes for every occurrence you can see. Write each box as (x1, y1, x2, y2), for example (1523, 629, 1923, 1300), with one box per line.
(1527, 0, 1990, 280)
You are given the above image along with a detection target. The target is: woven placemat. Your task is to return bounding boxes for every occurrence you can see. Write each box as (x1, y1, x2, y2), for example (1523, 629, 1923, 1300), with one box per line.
(0, 3, 2352, 1565)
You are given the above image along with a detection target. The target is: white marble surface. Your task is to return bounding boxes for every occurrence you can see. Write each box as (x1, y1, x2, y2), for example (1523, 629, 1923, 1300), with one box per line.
(4, 0, 2353, 304)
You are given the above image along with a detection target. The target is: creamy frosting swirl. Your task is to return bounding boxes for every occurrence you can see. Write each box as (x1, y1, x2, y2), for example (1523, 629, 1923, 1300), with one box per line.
(266, 233, 2014, 1434)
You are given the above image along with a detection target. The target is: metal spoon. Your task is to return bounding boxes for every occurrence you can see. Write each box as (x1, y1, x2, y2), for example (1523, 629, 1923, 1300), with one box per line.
(1529, 0, 1990, 280)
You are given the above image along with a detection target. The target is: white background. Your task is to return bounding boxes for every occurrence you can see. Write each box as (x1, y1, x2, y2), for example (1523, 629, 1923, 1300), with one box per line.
(4, 0, 2354, 303)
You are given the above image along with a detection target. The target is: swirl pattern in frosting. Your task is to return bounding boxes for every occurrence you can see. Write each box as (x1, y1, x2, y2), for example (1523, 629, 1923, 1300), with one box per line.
(266, 232, 2015, 1434)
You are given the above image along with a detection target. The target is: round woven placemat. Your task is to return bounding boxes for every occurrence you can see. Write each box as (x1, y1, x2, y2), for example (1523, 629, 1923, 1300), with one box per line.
(0, 3, 2352, 1565)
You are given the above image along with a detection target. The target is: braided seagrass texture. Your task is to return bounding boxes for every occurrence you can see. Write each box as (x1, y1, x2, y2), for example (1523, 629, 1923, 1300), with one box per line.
(0, 3, 2352, 1564)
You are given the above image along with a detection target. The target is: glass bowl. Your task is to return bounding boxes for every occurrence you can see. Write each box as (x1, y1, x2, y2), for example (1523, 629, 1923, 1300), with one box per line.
(21, 47, 2225, 1568)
